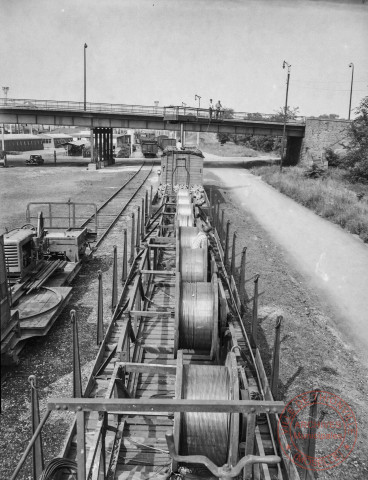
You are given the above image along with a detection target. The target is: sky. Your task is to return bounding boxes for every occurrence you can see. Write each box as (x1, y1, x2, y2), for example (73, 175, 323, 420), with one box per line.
(1, 0, 367, 118)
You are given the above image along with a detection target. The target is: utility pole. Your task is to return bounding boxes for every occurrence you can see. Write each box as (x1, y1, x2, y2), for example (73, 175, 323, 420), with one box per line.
(195, 94, 201, 146)
(84, 43, 88, 111)
(348, 63, 354, 120)
(280, 61, 291, 172)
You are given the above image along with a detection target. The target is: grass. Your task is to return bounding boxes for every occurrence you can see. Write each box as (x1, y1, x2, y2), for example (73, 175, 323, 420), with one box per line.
(251, 165, 368, 243)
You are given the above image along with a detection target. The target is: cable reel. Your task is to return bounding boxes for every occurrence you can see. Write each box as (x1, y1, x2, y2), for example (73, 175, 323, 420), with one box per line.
(174, 272, 218, 359)
(177, 227, 207, 282)
(172, 352, 240, 474)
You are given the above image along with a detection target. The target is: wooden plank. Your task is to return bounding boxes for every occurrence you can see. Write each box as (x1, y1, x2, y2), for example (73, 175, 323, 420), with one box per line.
(129, 310, 173, 317)
(118, 362, 176, 374)
(140, 270, 175, 276)
(254, 426, 272, 480)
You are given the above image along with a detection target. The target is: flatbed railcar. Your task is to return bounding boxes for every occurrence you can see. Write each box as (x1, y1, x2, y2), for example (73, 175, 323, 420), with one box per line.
(12, 147, 305, 480)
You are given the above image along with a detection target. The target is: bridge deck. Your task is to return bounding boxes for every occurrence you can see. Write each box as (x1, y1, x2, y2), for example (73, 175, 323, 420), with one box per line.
(0, 98, 305, 137)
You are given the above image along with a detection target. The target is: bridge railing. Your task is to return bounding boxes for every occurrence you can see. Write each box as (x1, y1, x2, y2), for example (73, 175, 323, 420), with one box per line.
(0, 98, 306, 124)
(163, 105, 306, 124)
(0, 97, 166, 116)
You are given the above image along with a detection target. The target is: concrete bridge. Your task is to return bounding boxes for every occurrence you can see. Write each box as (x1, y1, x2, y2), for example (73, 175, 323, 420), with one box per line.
(0, 98, 349, 165)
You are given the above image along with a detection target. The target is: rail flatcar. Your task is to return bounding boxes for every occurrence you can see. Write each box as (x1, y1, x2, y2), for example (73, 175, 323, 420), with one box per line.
(12, 148, 308, 480)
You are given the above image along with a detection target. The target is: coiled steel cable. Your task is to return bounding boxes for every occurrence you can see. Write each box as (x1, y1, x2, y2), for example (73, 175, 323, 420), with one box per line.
(180, 365, 231, 466)
(179, 282, 213, 351)
(176, 205, 194, 227)
(180, 247, 206, 282)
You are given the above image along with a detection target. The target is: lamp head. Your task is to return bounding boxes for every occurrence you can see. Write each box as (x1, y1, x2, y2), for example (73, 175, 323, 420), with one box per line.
(349, 62, 354, 68)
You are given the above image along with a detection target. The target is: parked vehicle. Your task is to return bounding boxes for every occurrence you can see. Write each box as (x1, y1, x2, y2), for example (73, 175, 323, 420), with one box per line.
(25, 155, 44, 165)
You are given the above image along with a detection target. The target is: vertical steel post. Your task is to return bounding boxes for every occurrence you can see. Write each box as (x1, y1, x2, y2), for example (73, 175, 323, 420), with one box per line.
(252, 274, 260, 346)
(97, 271, 104, 345)
(209, 187, 213, 221)
(122, 229, 128, 284)
(77, 410, 86, 480)
(112, 245, 118, 310)
(141, 197, 145, 238)
(28, 375, 44, 479)
(303, 390, 321, 479)
(239, 246, 247, 292)
(130, 213, 135, 264)
(224, 220, 230, 270)
(136, 207, 141, 249)
(145, 190, 148, 221)
(149, 185, 153, 217)
(71, 310, 82, 397)
(231, 232, 237, 278)
(216, 200, 220, 231)
(220, 210, 225, 245)
(270, 316, 282, 400)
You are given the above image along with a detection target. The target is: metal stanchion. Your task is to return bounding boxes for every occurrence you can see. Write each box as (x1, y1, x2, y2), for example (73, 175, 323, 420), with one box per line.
(122, 229, 128, 284)
(112, 245, 118, 310)
(97, 271, 104, 345)
(71, 310, 82, 397)
(28, 375, 44, 478)
(251, 274, 260, 346)
(230, 232, 237, 278)
(130, 213, 135, 265)
(270, 316, 282, 400)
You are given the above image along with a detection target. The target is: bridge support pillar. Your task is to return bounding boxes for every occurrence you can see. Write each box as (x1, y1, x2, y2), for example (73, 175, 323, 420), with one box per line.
(90, 128, 95, 162)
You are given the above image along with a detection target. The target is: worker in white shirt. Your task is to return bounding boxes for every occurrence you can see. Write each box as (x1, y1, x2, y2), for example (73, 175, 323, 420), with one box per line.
(191, 225, 213, 249)
(177, 138, 183, 149)
(209, 99, 214, 120)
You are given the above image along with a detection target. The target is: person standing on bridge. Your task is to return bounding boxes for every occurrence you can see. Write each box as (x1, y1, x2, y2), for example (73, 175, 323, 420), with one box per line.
(215, 100, 222, 119)
(209, 99, 214, 120)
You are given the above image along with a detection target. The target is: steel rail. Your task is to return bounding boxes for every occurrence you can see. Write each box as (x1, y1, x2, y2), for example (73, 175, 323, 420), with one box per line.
(79, 163, 145, 230)
(93, 163, 153, 249)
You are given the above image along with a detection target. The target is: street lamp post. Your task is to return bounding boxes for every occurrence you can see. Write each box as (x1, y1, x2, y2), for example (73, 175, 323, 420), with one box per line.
(195, 94, 201, 146)
(84, 43, 88, 111)
(348, 63, 354, 120)
(280, 61, 291, 172)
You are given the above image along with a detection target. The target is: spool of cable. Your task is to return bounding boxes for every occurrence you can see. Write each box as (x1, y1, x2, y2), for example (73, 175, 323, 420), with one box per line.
(178, 189, 190, 197)
(177, 196, 191, 206)
(176, 204, 194, 227)
(179, 282, 213, 351)
(179, 226, 199, 248)
(180, 364, 231, 466)
(180, 247, 206, 282)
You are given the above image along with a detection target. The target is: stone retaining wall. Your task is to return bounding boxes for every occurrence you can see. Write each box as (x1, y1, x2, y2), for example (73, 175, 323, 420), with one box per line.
(300, 118, 351, 164)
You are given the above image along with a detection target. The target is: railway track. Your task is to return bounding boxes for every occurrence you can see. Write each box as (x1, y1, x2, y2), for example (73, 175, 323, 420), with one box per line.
(80, 162, 154, 248)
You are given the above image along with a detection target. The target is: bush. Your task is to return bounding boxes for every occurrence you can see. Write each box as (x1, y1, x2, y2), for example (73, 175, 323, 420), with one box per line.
(325, 148, 340, 167)
(251, 165, 368, 243)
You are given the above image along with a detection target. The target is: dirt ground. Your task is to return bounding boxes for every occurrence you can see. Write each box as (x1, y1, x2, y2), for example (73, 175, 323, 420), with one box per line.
(204, 172, 368, 479)
(0, 159, 367, 479)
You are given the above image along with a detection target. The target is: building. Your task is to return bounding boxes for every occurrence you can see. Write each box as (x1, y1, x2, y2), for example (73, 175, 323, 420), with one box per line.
(40, 133, 73, 149)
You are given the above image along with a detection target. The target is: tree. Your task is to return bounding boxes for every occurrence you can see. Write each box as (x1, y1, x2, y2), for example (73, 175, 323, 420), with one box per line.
(342, 96, 368, 182)
(318, 113, 340, 120)
(271, 106, 300, 122)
